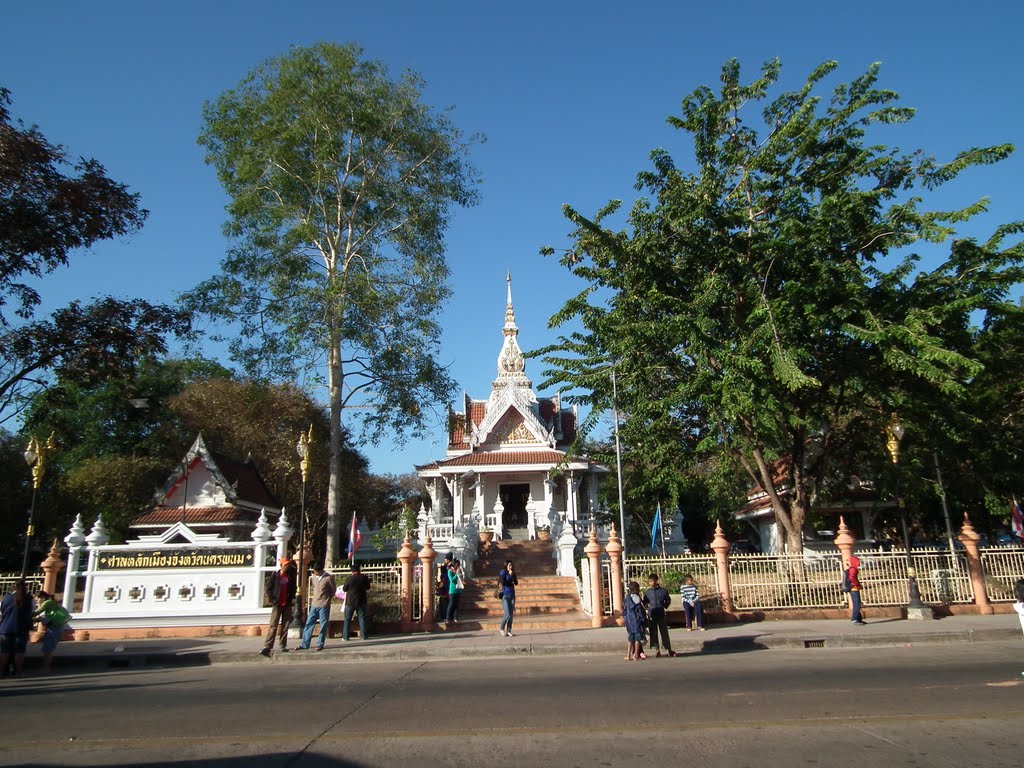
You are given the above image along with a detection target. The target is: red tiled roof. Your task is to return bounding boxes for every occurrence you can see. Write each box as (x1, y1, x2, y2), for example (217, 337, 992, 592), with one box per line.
(448, 412, 467, 448)
(131, 506, 261, 526)
(469, 401, 486, 427)
(435, 450, 575, 467)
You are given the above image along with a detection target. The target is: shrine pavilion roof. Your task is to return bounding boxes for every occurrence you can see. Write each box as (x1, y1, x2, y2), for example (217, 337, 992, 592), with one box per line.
(418, 448, 601, 471)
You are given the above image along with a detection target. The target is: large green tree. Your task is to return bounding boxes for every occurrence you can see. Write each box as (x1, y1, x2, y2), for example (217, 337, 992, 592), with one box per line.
(538, 60, 1022, 552)
(0, 86, 192, 423)
(186, 42, 480, 563)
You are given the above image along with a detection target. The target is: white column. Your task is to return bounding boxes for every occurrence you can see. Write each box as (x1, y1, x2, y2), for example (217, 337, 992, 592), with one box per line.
(62, 514, 87, 613)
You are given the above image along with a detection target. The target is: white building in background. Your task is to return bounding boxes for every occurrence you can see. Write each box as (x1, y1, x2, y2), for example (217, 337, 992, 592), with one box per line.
(416, 275, 608, 540)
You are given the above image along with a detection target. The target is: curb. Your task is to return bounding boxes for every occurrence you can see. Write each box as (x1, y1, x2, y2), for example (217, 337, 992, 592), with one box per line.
(17, 626, 1020, 673)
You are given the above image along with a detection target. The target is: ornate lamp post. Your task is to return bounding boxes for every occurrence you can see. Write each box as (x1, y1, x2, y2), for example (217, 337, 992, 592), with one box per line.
(885, 415, 927, 612)
(610, 363, 628, 584)
(295, 425, 313, 624)
(22, 433, 56, 580)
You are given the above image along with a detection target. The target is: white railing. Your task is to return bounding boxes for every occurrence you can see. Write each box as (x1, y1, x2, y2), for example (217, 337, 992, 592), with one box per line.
(625, 554, 721, 609)
(328, 562, 421, 623)
(979, 547, 1024, 602)
(728, 553, 843, 610)
(0, 572, 45, 596)
(856, 548, 973, 606)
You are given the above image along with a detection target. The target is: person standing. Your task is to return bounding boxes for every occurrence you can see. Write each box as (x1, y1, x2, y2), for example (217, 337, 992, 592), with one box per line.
(260, 557, 297, 657)
(844, 556, 865, 625)
(680, 574, 707, 631)
(298, 562, 336, 651)
(1013, 579, 1024, 638)
(33, 590, 70, 673)
(623, 580, 648, 660)
(342, 562, 371, 641)
(1007, 581, 1024, 638)
(436, 552, 453, 621)
(643, 573, 675, 657)
(498, 560, 519, 637)
(445, 558, 465, 627)
(1, 581, 35, 677)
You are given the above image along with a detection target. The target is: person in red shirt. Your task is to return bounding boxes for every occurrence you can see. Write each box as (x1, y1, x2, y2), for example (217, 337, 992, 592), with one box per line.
(260, 557, 297, 657)
(845, 555, 865, 625)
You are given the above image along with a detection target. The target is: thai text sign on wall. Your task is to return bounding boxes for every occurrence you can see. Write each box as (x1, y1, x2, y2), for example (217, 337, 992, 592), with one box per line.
(96, 548, 255, 570)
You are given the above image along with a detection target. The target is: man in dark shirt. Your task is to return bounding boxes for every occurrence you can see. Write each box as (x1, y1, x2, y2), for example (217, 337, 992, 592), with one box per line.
(260, 557, 297, 657)
(342, 562, 371, 641)
(643, 573, 675, 657)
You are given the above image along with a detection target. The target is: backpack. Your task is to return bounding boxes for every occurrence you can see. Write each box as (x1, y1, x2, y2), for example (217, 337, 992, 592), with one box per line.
(841, 568, 852, 594)
(44, 604, 71, 627)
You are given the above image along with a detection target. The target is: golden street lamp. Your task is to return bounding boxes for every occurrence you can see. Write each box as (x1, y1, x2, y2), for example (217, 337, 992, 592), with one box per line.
(885, 415, 927, 611)
(22, 433, 56, 580)
(295, 424, 313, 623)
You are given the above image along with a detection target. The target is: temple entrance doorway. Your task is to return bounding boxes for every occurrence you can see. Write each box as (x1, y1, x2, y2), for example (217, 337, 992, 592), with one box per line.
(500, 483, 530, 534)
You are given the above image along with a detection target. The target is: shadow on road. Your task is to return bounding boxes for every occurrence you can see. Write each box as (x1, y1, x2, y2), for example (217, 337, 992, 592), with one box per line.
(0, 676, 204, 699)
(692, 635, 770, 654)
(17, 755, 362, 768)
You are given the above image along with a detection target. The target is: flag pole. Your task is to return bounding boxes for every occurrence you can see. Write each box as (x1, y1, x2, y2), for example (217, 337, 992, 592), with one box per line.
(660, 507, 667, 557)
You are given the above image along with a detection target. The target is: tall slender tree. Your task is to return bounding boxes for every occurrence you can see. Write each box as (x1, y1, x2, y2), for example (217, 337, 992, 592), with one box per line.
(186, 43, 480, 562)
(538, 60, 1021, 552)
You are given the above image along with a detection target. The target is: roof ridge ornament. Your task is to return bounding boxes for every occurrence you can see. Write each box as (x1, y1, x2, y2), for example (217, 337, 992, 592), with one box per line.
(494, 273, 529, 386)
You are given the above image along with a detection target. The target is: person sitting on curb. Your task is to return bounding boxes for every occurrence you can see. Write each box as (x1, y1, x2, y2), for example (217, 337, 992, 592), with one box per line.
(298, 562, 336, 651)
(33, 590, 70, 673)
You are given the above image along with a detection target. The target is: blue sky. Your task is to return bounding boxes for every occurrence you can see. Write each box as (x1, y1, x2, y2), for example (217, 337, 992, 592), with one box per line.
(3, 1, 1021, 474)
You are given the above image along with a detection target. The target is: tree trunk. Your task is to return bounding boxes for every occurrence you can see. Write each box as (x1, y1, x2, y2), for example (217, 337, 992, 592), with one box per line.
(325, 332, 343, 566)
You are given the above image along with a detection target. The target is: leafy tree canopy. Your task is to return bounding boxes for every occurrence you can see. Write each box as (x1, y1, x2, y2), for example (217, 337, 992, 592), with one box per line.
(186, 42, 480, 562)
(537, 59, 1022, 552)
(0, 86, 192, 423)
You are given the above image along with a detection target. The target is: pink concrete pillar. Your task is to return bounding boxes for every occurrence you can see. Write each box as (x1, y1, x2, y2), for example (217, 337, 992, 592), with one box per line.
(604, 523, 625, 625)
(958, 514, 993, 615)
(584, 525, 604, 628)
(397, 532, 416, 628)
(418, 533, 437, 631)
(833, 517, 855, 566)
(34, 539, 64, 641)
(710, 521, 733, 614)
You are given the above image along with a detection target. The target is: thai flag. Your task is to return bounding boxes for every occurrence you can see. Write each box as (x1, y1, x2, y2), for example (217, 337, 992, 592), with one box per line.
(347, 512, 363, 560)
(650, 502, 662, 550)
(1012, 499, 1024, 541)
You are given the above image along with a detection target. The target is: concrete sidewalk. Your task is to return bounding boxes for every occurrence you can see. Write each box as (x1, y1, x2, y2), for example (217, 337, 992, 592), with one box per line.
(8, 613, 1022, 674)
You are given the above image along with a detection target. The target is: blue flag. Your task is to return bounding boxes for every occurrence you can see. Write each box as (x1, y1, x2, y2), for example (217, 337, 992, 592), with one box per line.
(650, 502, 662, 550)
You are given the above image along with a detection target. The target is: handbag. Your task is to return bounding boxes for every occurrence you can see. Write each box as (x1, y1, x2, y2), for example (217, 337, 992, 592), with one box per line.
(494, 588, 504, 600)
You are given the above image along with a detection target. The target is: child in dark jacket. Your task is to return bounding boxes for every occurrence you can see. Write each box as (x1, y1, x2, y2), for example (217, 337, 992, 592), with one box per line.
(623, 580, 648, 660)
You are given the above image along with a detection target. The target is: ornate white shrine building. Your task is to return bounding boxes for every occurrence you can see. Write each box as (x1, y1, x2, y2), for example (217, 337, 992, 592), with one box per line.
(416, 276, 607, 540)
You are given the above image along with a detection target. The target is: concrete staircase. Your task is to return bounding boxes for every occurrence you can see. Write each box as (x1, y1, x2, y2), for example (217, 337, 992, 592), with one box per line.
(455, 538, 592, 631)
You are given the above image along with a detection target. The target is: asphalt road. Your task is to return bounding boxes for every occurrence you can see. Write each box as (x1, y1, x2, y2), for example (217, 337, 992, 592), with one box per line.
(2, 641, 1022, 768)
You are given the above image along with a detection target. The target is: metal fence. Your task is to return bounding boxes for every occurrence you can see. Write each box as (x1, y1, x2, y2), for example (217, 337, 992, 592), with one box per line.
(0, 573, 45, 596)
(622, 547, 986, 612)
(729, 553, 843, 610)
(979, 547, 1024, 602)
(624, 555, 722, 610)
(856, 549, 973, 607)
(328, 563, 422, 624)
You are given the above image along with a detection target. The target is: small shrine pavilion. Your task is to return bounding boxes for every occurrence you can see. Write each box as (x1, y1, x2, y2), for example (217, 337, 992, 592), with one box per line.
(416, 275, 607, 539)
(130, 434, 281, 541)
